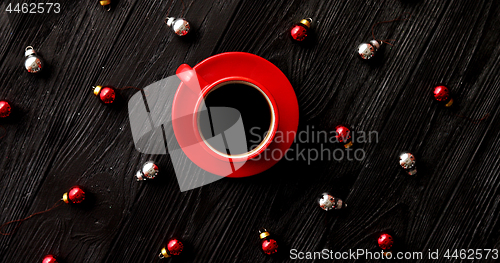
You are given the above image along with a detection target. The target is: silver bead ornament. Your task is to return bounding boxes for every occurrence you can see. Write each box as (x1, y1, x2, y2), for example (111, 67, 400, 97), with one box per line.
(318, 193, 346, 211)
(166, 17, 191, 36)
(24, 46, 44, 73)
(357, 40, 381, 60)
(136, 161, 159, 181)
(399, 152, 417, 175)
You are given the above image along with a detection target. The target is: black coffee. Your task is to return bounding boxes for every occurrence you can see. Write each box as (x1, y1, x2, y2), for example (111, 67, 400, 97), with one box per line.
(198, 82, 272, 155)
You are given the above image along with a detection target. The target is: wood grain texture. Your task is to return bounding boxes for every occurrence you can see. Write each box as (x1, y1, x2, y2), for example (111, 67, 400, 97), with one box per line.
(1, 0, 500, 262)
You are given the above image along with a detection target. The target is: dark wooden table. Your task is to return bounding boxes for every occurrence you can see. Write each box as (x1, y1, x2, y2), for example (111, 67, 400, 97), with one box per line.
(1, 0, 500, 262)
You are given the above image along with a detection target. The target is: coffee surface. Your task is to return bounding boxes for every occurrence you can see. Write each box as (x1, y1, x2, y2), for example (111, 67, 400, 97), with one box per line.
(198, 83, 272, 155)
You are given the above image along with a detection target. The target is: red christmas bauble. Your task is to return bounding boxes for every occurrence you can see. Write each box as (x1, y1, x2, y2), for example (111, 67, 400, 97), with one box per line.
(262, 238, 278, 255)
(378, 233, 393, 250)
(100, 87, 116, 104)
(0, 101, 11, 118)
(433, 86, 450, 102)
(167, 238, 184, 256)
(66, 186, 85, 204)
(42, 255, 58, 263)
(335, 125, 351, 143)
(290, 24, 308, 42)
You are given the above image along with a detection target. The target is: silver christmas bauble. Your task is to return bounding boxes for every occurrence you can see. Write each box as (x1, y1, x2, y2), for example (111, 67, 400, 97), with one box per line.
(166, 17, 191, 36)
(357, 40, 381, 60)
(136, 161, 159, 181)
(399, 152, 417, 175)
(24, 46, 43, 73)
(318, 193, 346, 211)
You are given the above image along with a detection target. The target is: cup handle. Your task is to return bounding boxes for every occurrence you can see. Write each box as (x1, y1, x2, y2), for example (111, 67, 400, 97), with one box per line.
(176, 64, 209, 94)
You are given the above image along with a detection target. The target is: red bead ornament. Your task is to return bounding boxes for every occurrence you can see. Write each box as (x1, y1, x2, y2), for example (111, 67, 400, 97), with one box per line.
(378, 233, 394, 250)
(42, 255, 58, 263)
(159, 238, 184, 259)
(167, 239, 184, 256)
(63, 186, 86, 204)
(433, 85, 453, 107)
(335, 125, 353, 148)
(259, 228, 278, 255)
(0, 101, 11, 118)
(290, 18, 312, 42)
(93, 86, 116, 104)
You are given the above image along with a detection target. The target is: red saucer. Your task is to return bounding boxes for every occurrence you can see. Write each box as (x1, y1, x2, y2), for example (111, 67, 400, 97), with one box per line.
(172, 52, 299, 178)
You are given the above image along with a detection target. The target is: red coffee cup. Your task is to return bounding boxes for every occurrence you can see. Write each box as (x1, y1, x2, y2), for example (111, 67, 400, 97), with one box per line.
(177, 64, 280, 163)
(172, 52, 298, 178)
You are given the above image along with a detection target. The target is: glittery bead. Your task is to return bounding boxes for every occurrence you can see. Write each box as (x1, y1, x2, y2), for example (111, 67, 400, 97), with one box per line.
(100, 87, 116, 104)
(166, 17, 191, 36)
(259, 228, 278, 255)
(24, 46, 44, 73)
(378, 233, 394, 250)
(135, 161, 159, 181)
(63, 186, 86, 204)
(433, 85, 453, 107)
(318, 193, 346, 211)
(399, 152, 417, 175)
(290, 19, 311, 42)
(357, 40, 381, 60)
(262, 238, 278, 255)
(0, 101, 11, 118)
(167, 239, 184, 256)
(42, 255, 58, 263)
(291, 25, 307, 41)
(335, 125, 353, 148)
(160, 238, 184, 258)
(93, 86, 116, 104)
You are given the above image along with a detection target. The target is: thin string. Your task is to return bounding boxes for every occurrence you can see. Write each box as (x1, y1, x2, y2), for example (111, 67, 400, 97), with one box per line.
(164, 0, 186, 24)
(455, 113, 490, 124)
(0, 126, 6, 139)
(372, 12, 411, 46)
(0, 200, 63, 236)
